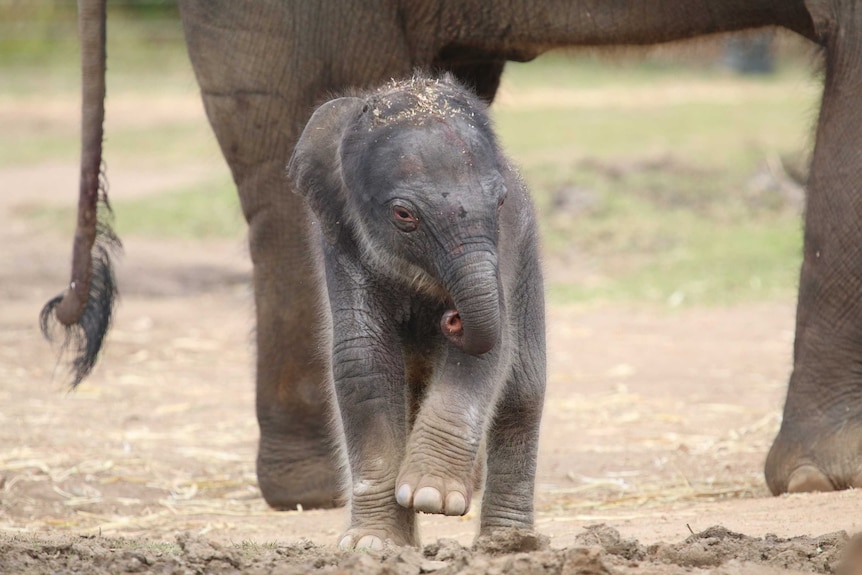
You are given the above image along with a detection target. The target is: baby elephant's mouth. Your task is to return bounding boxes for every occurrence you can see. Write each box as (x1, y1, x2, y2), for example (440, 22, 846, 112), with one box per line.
(440, 309, 463, 343)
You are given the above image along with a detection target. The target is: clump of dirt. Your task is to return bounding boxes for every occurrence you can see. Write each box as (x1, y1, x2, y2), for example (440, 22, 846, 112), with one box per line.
(472, 527, 550, 555)
(574, 524, 647, 561)
(0, 534, 339, 575)
(649, 525, 848, 572)
(367, 74, 484, 129)
(837, 533, 862, 575)
(418, 533, 613, 575)
(1, 525, 854, 575)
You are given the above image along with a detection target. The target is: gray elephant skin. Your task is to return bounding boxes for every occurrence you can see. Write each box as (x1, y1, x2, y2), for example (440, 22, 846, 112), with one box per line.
(287, 76, 545, 548)
(44, 0, 862, 527)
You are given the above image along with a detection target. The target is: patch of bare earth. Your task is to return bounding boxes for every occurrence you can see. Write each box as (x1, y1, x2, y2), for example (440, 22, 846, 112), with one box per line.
(1, 91, 860, 573)
(1, 526, 859, 574)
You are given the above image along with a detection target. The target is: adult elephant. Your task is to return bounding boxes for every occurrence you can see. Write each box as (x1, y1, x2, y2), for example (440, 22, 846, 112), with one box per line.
(44, 0, 860, 509)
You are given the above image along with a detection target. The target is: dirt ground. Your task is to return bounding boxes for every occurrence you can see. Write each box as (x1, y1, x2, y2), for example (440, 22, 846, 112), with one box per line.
(2, 154, 862, 574)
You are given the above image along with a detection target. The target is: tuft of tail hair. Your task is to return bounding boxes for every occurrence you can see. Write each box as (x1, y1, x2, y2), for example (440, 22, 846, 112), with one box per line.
(40, 179, 121, 388)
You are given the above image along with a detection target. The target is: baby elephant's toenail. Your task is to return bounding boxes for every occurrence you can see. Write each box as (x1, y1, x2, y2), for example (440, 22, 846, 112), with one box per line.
(445, 491, 467, 516)
(413, 486, 443, 513)
(356, 535, 384, 550)
(396, 484, 413, 507)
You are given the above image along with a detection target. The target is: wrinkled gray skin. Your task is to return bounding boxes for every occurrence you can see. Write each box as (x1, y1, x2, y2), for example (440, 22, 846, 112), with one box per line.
(55, 0, 862, 520)
(288, 77, 545, 548)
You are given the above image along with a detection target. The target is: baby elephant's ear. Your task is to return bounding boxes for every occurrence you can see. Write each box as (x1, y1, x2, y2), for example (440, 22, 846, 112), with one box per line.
(288, 97, 365, 243)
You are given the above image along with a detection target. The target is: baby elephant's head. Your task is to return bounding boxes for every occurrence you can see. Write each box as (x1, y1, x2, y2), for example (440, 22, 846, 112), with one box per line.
(289, 77, 508, 355)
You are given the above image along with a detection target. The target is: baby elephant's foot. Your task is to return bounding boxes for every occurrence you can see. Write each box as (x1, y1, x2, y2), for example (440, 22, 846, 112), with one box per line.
(395, 464, 472, 516)
(338, 528, 412, 551)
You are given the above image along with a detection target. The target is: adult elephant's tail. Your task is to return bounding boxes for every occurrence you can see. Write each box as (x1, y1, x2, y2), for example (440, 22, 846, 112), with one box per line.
(40, 0, 121, 387)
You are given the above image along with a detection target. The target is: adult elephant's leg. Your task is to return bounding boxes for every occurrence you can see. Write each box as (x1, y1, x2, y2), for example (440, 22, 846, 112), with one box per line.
(180, 3, 338, 508)
(765, 0, 862, 494)
(432, 49, 507, 103)
(178, 0, 412, 508)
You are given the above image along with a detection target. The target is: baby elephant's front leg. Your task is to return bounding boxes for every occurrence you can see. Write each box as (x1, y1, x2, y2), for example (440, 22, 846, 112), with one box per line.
(335, 373, 416, 549)
(330, 306, 415, 549)
(396, 353, 498, 516)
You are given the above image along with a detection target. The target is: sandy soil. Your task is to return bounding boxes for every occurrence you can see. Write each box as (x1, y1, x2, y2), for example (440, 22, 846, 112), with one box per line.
(2, 154, 861, 574)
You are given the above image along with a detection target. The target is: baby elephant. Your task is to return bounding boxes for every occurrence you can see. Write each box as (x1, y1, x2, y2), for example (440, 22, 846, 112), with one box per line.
(289, 75, 546, 549)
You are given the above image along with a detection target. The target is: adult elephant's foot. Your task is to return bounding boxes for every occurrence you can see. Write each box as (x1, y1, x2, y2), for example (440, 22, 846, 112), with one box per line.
(256, 422, 344, 510)
(762, 0, 862, 496)
(765, 418, 862, 494)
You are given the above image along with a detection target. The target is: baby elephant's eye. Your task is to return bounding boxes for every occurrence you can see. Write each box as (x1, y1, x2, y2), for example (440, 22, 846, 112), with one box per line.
(392, 205, 418, 232)
(497, 185, 508, 211)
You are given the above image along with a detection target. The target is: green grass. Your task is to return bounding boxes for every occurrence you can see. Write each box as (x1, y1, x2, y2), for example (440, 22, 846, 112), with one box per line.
(0, 133, 78, 166)
(3, 14, 821, 305)
(548, 201, 802, 305)
(492, 53, 815, 305)
(0, 4, 188, 92)
(502, 49, 816, 88)
(22, 175, 244, 239)
(111, 176, 243, 238)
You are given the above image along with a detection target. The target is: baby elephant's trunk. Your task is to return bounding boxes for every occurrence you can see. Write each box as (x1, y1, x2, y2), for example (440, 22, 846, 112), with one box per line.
(442, 253, 501, 356)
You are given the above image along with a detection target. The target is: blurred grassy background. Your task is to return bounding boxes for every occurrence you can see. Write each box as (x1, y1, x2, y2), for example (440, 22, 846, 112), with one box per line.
(2, 2, 822, 306)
